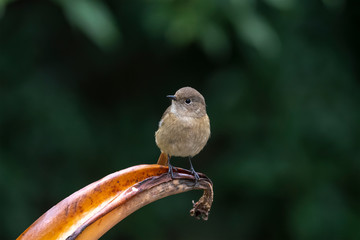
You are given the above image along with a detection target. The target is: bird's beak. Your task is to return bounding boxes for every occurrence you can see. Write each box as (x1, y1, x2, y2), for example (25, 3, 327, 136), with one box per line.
(166, 95, 177, 101)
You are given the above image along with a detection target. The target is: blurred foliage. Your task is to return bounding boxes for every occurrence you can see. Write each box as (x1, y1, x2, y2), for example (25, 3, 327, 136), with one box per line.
(56, 0, 121, 50)
(1, 0, 360, 240)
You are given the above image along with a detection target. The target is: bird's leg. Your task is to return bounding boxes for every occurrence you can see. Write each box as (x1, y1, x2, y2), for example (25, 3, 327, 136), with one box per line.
(188, 157, 200, 183)
(167, 154, 175, 179)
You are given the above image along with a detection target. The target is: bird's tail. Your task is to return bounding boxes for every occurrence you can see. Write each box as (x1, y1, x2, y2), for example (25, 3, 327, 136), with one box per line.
(157, 152, 169, 166)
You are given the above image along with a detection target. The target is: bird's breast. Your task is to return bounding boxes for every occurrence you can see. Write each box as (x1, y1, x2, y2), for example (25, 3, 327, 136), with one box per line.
(155, 113, 210, 157)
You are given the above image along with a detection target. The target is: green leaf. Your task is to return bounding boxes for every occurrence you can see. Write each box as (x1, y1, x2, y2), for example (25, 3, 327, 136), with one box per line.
(200, 22, 231, 60)
(56, 0, 121, 50)
(0, 0, 15, 18)
(235, 12, 281, 58)
(264, 0, 296, 10)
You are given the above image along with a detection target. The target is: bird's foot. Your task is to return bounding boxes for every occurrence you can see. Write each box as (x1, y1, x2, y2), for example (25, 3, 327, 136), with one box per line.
(188, 157, 200, 185)
(168, 164, 175, 179)
(190, 168, 200, 185)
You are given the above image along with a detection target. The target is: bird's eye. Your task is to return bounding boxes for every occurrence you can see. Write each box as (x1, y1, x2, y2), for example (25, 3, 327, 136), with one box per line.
(185, 99, 191, 104)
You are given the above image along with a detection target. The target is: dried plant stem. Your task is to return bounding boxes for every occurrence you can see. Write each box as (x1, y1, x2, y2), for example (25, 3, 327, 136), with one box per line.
(18, 164, 213, 240)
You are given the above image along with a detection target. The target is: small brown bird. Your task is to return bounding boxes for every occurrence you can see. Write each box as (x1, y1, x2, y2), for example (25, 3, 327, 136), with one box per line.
(155, 87, 210, 180)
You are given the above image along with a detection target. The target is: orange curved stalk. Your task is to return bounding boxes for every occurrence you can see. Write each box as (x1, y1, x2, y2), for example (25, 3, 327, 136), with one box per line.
(17, 164, 213, 240)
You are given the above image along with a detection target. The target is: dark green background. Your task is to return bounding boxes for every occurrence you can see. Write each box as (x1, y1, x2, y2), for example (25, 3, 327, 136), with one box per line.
(1, 0, 359, 239)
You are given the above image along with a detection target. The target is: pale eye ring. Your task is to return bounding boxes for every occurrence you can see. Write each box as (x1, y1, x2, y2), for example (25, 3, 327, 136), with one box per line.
(185, 98, 191, 104)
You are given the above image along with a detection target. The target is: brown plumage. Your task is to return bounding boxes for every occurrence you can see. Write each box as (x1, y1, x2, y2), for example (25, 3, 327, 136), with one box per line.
(155, 87, 210, 180)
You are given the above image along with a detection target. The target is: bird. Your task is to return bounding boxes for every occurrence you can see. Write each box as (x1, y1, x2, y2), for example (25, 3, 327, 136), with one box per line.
(155, 86, 210, 181)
